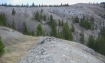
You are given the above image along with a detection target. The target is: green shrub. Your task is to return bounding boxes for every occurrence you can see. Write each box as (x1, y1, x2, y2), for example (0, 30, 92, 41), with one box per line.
(0, 37, 5, 57)
(0, 13, 7, 26)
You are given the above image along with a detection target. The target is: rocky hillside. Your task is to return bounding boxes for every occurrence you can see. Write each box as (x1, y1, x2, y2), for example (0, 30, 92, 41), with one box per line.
(19, 37, 105, 63)
(0, 3, 105, 43)
(0, 26, 105, 63)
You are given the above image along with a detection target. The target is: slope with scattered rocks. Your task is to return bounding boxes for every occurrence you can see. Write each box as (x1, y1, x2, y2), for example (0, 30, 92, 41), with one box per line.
(19, 37, 105, 63)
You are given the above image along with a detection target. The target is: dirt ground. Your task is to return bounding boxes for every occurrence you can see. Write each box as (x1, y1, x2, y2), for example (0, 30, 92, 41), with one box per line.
(0, 35, 39, 63)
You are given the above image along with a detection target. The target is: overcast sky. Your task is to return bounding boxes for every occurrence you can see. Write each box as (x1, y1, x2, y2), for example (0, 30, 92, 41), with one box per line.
(0, 0, 105, 5)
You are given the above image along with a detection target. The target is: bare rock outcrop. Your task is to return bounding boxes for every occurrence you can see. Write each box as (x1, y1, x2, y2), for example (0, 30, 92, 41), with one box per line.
(19, 37, 105, 63)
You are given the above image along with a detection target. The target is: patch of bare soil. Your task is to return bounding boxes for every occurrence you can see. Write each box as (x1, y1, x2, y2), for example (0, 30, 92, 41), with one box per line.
(0, 35, 39, 63)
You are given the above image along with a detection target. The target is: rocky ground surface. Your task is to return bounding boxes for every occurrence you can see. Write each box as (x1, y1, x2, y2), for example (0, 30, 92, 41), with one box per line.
(19, 37, 105, 63)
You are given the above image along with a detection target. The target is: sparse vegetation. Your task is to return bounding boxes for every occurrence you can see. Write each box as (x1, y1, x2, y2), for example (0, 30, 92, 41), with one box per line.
(0, 36, 5, 57)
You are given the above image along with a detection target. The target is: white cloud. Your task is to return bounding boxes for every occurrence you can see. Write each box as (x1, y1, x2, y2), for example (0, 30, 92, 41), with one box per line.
(38, 0, 94, 5)
(11, 0, 25, 4)
(10, 0, 103, 5)
(58, 0, 92, 4)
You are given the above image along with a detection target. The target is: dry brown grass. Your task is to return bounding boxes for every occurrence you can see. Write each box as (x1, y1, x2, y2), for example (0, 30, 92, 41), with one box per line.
(0, 35, 39, 63)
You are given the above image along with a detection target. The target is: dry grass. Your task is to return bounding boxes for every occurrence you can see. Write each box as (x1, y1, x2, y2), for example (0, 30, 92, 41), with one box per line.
(0, 35, 39, 63)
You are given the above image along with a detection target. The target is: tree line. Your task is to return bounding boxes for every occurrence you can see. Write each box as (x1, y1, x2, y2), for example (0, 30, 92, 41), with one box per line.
(34, 11, 46, 22)
(73, 16, 95, 30)
(0, 3, 69, 7)
(87, 26, 105, 55)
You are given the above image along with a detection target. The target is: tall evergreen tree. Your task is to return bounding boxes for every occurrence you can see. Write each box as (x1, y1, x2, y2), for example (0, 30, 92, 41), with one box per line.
(41, 9, 43, 13)
(73, 16, 79, 23)
(87, 35, 95, 49)
(22, 22, 28, 35)
(12, 20, 16, 30)
(63, 23, 73, 41)
(49, 15, 57, 37)
(71, 24, 75, 32)
(100, 27, 105, 38)
(36, 24, 45, 36)
(49, 15, 53, 25)
(12, 8, 16, 15)
(80, 31, 84, 44)
(32, 2, 35, 7)
(35, 11, 40, 21)
(50, 20, 57, 37)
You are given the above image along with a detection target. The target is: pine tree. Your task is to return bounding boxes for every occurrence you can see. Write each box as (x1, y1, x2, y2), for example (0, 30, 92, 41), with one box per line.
(36, 24, 45, 36)
(41, 9, 43, 13)
(79, 18, 92, 30)
(71, 24, 75, 32)
(49, 15, 53, 25)
(49, 15, 57, 37)
(90, 17, 94, 30)
(32, 2, 35, 7)
(87, 35, 95, 49)
(62, 20, 64, 26)
(73, 16, 79, 23)
(12, 20, 16, 30)
(50, 20, 57, 37)
(43, 15, 46, 21)
(80, 31, 84, 44)
(63, 23, 73, 41)
(0, 36, 5, 57)
(35, 11, 40, 21)
(100, 27, 105, 38)
(22, 22, 28, 35)
(95, 36, 105, 55)
(12, 8, 16, 15)
(86, 26, 105, 55)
